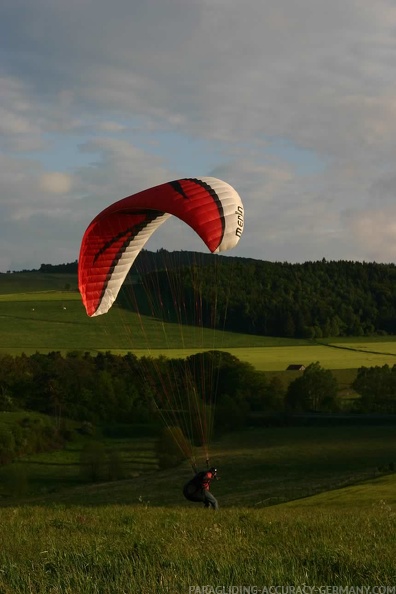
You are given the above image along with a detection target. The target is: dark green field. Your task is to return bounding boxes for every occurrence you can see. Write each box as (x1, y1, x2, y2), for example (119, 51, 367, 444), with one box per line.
(5, 424, 394, 508)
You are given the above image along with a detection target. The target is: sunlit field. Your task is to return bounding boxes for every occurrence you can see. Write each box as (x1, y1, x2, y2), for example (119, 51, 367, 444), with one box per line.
(224, 343, 396, 371)
(2, 290, 396, 372)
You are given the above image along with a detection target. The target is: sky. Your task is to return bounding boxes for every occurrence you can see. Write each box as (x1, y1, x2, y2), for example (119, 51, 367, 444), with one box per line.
(2, 0, 396, 272)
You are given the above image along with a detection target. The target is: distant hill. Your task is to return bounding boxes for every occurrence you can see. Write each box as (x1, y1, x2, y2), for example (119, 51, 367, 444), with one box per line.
(38, 261, 78, 274)
(3, 251, 396, 339)
(35, 249, 232, 275)
(0, 271, 78, 294)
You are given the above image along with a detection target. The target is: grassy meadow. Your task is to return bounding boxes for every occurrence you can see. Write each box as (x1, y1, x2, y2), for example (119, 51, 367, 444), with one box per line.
(1, 426, 396, 591)
(1, 498, 395, 592)
(1, 273, 396, 591)
(2, 282, 396, 374)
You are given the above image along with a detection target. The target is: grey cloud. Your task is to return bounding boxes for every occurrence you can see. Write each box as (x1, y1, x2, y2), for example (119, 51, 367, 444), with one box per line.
(2, 0, 396, 268)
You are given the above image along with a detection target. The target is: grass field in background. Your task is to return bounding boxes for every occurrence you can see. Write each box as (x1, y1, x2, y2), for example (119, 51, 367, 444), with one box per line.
(0, 291, 306, 355)
(0, 272, 78, 293)
(2, 289, 396, 374)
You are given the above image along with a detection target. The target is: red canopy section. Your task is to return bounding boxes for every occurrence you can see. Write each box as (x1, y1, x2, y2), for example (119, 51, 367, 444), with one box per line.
(78, 177, 244, 317)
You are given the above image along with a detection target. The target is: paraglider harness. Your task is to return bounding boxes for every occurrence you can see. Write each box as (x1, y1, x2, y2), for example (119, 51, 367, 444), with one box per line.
(183, 465, 218, 501)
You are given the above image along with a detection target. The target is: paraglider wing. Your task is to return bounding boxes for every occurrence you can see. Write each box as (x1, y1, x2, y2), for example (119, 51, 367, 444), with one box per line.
(78, 177, 244, 317)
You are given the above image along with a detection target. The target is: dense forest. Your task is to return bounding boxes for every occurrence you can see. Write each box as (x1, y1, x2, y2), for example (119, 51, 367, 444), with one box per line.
(37, 251, 396, 338)
(1, 350, 395, 429)
(0, 350, 283, 426)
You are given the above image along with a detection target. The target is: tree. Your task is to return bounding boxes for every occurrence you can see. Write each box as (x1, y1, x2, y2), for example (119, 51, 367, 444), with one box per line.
(285, 362, 339, 413)
(215, 393, 250, 432)
(353, 364, 396, 413)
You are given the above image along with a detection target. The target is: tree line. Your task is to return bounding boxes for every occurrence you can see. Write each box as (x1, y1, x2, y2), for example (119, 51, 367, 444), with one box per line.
(36, 252, 396, 338)
(1, 350, 396, 469)
(0, 350, 283, 426)
(181, 257, 396, 338)
(1, 350, 395, 427)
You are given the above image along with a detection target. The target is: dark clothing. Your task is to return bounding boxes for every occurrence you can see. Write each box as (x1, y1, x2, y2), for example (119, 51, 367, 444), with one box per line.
(183, 470, 219, 510)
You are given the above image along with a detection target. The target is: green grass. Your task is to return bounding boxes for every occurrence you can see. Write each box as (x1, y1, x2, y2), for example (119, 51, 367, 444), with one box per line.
(2, 292, 396, 375)
(1, 276, 396, 591)
(0, 293, 307, 356)
(285, 473, 396, 509)
(0, 272, 78, 293)
(0, 291, 82, 302)
(2, 272, 396, 366)
(0, 426, 395, 592)
(0, 503, 394, 592)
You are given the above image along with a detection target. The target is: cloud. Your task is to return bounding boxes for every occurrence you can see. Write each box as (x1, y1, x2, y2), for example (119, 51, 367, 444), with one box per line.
(347, 207, 396, 263)
(1, 0, 396, 269)
(39, 172, 73, 194)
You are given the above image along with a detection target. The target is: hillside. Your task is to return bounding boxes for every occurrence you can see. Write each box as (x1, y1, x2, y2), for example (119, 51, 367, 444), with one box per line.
(0, 426, 395, 592)
(4, 252, 396, 338)
(0, 271, 78, 294)
(2, 424, 395, 507)
(1, 266, 395, 591)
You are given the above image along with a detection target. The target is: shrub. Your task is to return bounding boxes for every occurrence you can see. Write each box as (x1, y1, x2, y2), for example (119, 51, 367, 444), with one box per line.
(79, 421, 96, 436)
(0, 390, 15, 411)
